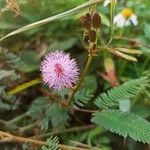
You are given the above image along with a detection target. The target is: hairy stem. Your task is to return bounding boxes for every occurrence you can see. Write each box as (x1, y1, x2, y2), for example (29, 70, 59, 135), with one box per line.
(68, 53, 93, 104)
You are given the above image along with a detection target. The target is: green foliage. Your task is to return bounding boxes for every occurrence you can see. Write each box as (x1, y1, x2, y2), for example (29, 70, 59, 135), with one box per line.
(0, 70, 16, 80)
(74, 89, 94, 107)
(0, 49, 22, 89)
(0, 96, 19, 112)
(16, 51, 40, 72)
(91, 110, 150, 143)
(0, 50, 20, 67)
(95, 77, 148, 109)
(28, 97, 48, 129)
(92, 76, 150, 143)
(47, 103, 69, 127)
(74, 75, 97, 107)
(132, 104, 150, 118)
(0, 91, 20, 111)
(28, 97, 69, 129)
(41, 136, 61, 150)
(81, 75, 97, 91)
(0, 51, 20, 111)
(47, 38, 77, 51)
(144, 24, 150, 39)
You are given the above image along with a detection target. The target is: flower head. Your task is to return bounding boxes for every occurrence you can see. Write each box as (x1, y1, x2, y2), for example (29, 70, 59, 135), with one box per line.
(40, 51, 79, 90)
(103, 0, 116, 7)
(114, 8, 138, 28)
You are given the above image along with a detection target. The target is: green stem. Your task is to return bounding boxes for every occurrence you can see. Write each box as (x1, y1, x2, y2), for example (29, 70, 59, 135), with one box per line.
(6, 112, 28, 126)
(31, 124, 95, 139)
(106, 0, 116, 46)
(77, 54, 93, 88)
(18, 121, 39, 134)
(68, 53, 93, 104)
(0, 119, 19, 130)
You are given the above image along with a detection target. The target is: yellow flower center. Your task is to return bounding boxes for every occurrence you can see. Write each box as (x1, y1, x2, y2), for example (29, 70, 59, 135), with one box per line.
(121, 8, 133, 19)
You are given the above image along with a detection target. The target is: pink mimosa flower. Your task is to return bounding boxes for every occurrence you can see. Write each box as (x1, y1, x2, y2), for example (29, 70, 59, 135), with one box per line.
(40, 51, 79, 90)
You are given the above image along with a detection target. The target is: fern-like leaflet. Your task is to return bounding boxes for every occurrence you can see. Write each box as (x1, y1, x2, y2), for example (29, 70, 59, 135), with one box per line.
(28, 97, 69, 130)
(74, 75, 97, 107)
(95, 77, 148, 109)
(91, 110, 150, 143)
(74, 89, 94, 107)
(41, 136, 61, 150)
(91, 76, 150, 143)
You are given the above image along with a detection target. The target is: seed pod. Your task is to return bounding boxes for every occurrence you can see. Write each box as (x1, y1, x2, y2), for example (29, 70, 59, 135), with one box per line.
(89, 30, 97, 43)
(85, 13, 91, 23)
(92, 13, 101, 29)
(80, 15, 90, 29)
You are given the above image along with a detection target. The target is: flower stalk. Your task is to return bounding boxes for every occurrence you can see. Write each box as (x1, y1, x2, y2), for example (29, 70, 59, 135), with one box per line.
(67, 12, 101, 104)
(67, 52, 93, 105)
(67, 10, 101, 105)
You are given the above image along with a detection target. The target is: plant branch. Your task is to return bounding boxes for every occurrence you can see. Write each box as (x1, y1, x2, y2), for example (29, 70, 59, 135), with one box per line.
(17, 121, 39, 134)
(113, 36, 150, 49)
(0, 130, 96, 150)
(0, 119, 19, 131)
(68, 53, 93, 104)
(31, 124, 95, 139)
(72, 107, 99, 113)
(6, 112, 28, 126)
(69, 140, 100, 150)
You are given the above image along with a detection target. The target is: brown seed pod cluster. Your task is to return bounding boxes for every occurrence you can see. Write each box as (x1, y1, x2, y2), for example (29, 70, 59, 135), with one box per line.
(80, 12, 101, 31)
(80, 13, 91, 30)
(92, 13, 101, 29)
(80, 12, 101, 53)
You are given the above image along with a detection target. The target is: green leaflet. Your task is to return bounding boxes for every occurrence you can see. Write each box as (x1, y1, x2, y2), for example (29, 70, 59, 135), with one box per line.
(91, 109, 150, 143)
(74, 75, 97, 107)
(41, 136, 60, 150)
(74, 89, 94, 107)
(95, 77, 148, 109)
(0, 70, 15, 81)
(16, 50, 40, 72)
(28, 97, 69, 130)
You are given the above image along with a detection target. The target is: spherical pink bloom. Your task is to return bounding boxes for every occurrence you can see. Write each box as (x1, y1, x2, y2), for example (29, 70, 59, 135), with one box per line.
(40, 51, 79, 90)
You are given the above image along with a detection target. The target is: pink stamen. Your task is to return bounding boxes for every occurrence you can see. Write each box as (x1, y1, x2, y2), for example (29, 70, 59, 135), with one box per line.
(54, 63, 64, 77)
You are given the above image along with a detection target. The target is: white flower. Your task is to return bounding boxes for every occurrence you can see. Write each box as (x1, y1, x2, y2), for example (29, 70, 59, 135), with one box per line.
(114, 8, 138, 28)
(103, 0, 116, 7)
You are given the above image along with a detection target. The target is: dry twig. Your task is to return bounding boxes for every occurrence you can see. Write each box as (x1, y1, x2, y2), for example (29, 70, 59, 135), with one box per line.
(0, 130, 100, 150)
